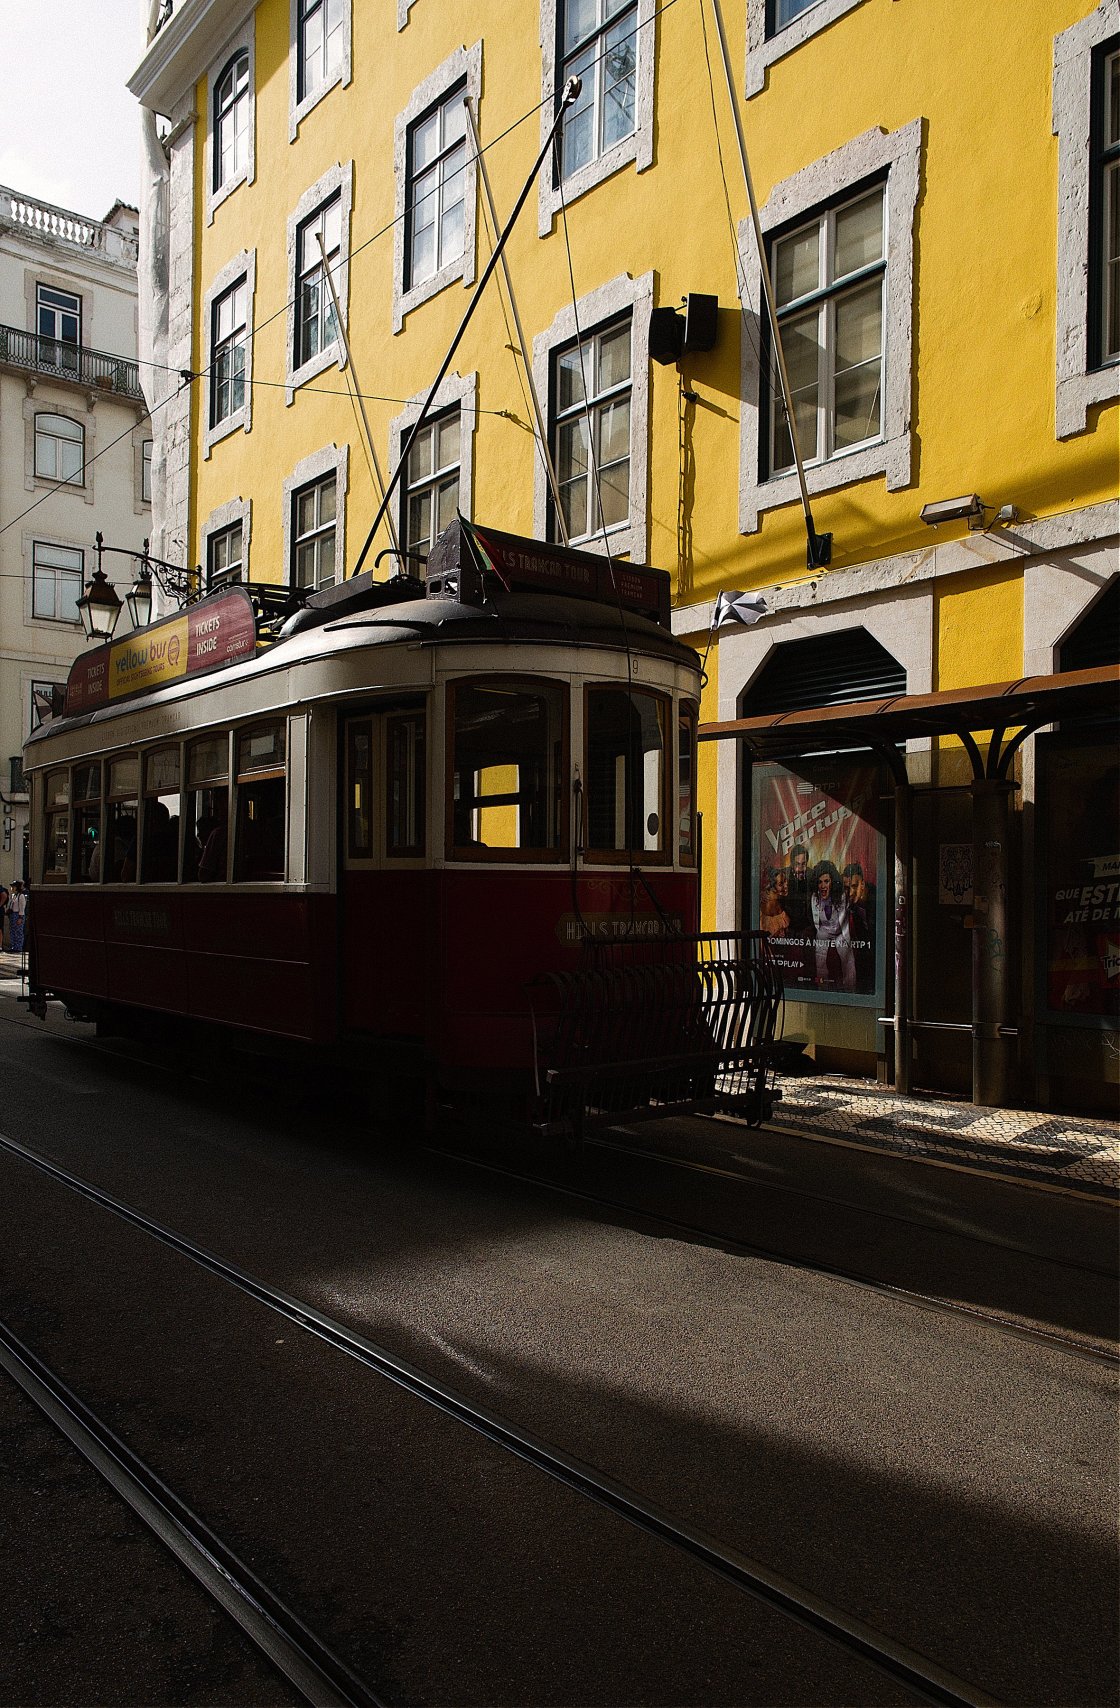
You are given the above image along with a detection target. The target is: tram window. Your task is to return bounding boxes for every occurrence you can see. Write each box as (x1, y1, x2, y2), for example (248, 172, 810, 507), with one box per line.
(585, 688, 667, 859)
(141, 747, 181, 883)
(450, 680, 565, 858)
(105, 757, 139, 883)
(386, 711, 425, 857)
(185, 736, 229, 883)
(346, 720, 373, 860)
(678, 702, 697, 865)
(43, 768, 70, 883)
(234, 722, 286, 882)
(71, 762, 102, 883)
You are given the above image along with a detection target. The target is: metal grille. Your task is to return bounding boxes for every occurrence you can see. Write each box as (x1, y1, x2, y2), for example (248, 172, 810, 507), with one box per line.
(0, 325, 143, 399)
(739, 627, 905, 716)
(530, 931, 784, 1137)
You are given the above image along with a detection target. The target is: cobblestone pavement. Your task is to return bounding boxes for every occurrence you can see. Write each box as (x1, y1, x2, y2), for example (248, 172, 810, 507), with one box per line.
(772, 1073, 1119, 1199)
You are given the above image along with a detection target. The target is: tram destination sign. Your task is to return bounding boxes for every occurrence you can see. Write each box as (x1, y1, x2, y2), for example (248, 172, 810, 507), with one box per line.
(431, 518, 672, 627)
(65, 586, 257, 715)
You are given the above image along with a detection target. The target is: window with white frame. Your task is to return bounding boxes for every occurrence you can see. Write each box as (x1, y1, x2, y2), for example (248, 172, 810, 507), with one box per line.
(34, 413, 83, 485)
(30, 680, 65, 732)
(291, 475, 337, 589)
(766, 183, 885, 477)
(738, 122, 920, 533)
(211, 276, 247, 428)
(550, 315, 632, 543)
(142, 440, 153, 503)
(1091, 41, 1119, 368)
(402, 409, 460, 560)
(295, 192, 341, 369)
(208, 520, 244, 589)
(406, 85, 467, 292)
(297, 0, 344, 103)
(769, 0, 818, 29)
(32, 542, 83, 623)
(36, 284, 80, 370)
(559, 0, 638, 180)
(214, 51, 250, 191)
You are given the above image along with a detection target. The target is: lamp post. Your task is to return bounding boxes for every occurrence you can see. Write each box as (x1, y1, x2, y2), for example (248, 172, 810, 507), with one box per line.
(92, 532, 194, 630)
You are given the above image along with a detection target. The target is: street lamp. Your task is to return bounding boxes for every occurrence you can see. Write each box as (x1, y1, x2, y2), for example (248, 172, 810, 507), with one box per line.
(126, 564, 154, 630)
(77, 566, 123, 643)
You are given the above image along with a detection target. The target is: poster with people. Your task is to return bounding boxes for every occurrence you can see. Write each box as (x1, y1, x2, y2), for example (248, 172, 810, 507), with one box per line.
(1039, 740, 1119, 1022)
(751, 758, 885, 1004)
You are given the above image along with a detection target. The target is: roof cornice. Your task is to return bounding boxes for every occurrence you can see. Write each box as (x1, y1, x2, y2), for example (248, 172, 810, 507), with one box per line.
(128, 0, 257, 116)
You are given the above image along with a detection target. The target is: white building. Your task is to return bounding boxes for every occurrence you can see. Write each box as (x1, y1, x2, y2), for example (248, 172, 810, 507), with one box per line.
(0, 187, 150, 878)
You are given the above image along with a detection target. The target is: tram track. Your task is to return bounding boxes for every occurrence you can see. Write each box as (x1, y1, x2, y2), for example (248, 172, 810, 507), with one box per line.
(0, 1126, 995, 1708)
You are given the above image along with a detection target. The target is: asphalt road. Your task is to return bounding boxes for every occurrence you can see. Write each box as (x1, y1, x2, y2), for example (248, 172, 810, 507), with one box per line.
(0, 991, 1115, 1706)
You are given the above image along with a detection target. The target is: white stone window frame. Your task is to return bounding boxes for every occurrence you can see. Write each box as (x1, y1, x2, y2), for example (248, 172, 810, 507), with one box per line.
(206, 18, 256, 226)
(745, 0, 869, 100)
(23, 394, 95, 506)
(1053, 2, 1120, 440)
(203, 248, 256, 457)
(282, 443, 349, 590)
(537, 0, 656, 238)
(200, 496, 253, 591)
(532, 270, 653, 563)
(397, 0, 417, 27)
(286, 163, 353, 404)
(23, 531, 86, 629)
(389, 371, 478, 565)
(289, 0, 352, 142)
(393, 42, 483, 334)
(133, 422, 154, 516)
(739, 120, 922, 535)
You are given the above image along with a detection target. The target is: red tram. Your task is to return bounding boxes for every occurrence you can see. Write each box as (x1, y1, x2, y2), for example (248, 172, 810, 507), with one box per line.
(23, 520, 778, 1131)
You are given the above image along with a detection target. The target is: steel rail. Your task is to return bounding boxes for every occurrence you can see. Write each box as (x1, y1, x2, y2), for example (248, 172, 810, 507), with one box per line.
(0, 1318, 380, 1708)
(0, 1127, 994, 1708)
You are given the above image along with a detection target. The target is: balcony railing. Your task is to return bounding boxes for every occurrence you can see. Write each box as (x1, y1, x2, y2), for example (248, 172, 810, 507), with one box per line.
(0, 325, 144, 400)
(0, 185, 139, 266)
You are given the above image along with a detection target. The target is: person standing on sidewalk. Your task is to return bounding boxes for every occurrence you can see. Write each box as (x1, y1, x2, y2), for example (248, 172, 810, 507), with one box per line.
(8, 882, 27, 954)
(0, 883, 9, 951)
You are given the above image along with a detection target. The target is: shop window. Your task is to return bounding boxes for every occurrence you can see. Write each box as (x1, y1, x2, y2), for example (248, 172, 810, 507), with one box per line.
(387, 710, 426, 856)
(184, 736, 229, 883)
(585, 686, 667, 860)
(43, 768, 70, 883)
(1039, 734, 1120, 1022)
(141, 747, 181, 883)
(234, 723, 286, 881)
(678, 702, 697, 864)
(105, 757, 139, 883)
(71, 762, 101, 884)
(450, 679, 565, 858)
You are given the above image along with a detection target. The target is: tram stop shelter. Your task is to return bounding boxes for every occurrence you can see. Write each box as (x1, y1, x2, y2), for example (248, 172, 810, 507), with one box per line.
(700, 663, 1119, 1110)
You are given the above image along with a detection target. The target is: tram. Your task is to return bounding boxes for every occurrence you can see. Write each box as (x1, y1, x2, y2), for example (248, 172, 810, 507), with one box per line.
(22, 519, 780, 1133)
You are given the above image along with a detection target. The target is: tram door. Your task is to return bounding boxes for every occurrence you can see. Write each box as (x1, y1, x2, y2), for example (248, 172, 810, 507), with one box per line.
(909, 785, 976, 1095)
(339, 708, 430, 1044)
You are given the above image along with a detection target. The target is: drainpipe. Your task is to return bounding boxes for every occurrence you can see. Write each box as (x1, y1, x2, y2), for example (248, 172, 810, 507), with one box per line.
(971, 778, 1016, 1107)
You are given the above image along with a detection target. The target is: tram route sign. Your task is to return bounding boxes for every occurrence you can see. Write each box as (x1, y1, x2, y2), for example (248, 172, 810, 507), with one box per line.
(64, 587, 257, 716)
(433, 518, 673, 628)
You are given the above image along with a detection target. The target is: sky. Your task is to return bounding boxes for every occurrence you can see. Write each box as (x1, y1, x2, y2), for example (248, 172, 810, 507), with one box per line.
(0, 0, 145, 218)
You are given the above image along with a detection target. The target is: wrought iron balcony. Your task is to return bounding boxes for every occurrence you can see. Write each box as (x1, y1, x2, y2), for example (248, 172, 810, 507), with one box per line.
(0, 324, 144, 400)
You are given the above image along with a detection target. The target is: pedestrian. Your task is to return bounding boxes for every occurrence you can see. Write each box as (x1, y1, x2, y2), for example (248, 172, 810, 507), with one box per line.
(0, 882, 9, 951)
(8, 881, 27, 955)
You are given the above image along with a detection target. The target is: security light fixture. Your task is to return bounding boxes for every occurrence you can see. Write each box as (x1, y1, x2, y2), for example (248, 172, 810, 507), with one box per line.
(77, 566, 122, 643)
(920, 494, 985, 528)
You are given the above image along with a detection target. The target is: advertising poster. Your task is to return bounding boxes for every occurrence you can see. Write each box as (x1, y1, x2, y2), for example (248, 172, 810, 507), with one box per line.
(752, 758, 885, 1004)
(1040, 741, 1120, 1022)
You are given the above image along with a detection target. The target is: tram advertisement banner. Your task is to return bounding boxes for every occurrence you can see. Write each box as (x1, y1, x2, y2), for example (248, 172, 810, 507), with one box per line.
(751, 758, 885, 1005)
(65, 587, 257, 715)
(1039, 737, 1120, 1021)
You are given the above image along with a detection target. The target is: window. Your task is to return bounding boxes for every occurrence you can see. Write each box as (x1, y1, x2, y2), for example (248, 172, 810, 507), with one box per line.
(766, 184, 885, 477)
(36, 284, 80, 371)
(387, 711, 426, 857)
(43, 769, 70, 883)
(297, 0, 344, 103)
(291, 474, 337, 589)
(141, 747, 181, 883)
(71, 763, 101, 884)
(585, 686, 667, 860)
(34, 414, 83, 485)
(678, 703, 697, 864)
(214, 51, 250, 191)
(234, 723, 286, 882)
(346, 720, 374, 860)
(559, 0, 637, 180)
(141, 439, 153, 503)
(208, 520, 244, 589)
(769, 0, 818, 29)
(105, 757, 139, 883)
(449, 679, 566, 859)
(184, 736, 229, 883)
(32, 541, 83, 623)
(295, 194, 341, 368)
(403, 409, 459, 560)
(211, 277, 247, 428)
(406, 85, 467, 291)
(30, 680, 65, 732)
(550, 315, 631, 543)
(1091, 42, 1120, 367)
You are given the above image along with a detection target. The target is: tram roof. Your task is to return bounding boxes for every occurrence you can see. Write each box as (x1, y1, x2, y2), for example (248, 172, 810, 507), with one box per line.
(27, 586, 698, 751)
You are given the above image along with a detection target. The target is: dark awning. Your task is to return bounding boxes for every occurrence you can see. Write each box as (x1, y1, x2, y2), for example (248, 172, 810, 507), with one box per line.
(699, 664, 1118, 771)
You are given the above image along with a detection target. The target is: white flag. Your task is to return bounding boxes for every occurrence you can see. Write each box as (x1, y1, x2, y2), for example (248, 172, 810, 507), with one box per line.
(713, 589, 767, 628)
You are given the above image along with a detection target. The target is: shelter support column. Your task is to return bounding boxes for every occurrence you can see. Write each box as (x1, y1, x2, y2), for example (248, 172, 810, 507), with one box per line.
(892, 776, 911, 1093)
(971, 778, 1016, 1107)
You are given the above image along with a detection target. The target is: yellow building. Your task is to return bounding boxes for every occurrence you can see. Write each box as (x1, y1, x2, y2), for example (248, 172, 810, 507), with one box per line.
(129, 0, 1118, 1111)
